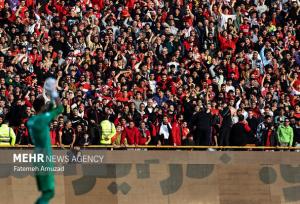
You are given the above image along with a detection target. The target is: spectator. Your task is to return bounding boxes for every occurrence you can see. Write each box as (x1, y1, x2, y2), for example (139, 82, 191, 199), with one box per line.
(247, 109, 260, 140)
(15, 123, 30, 145)
(138, 121, 151, 145)
(158, 116, 173, 146)
(0, 115, 16, 146)
(112, 124, 124, 146)
(277, 118, 294, 147)
(274, 108, 286, 126)
(100, 119, 116, 145)
(88, 119, 101, 145)
(256, 115, 272, 145)
(121, 121, 140, 146)
(171, 117, 181, 146)
(261, 121, 277, 147)
(192, 107, 213, 146)
(0, 0, 298, 150)
(59, 120, 76, 148)
(74, 124, 90, 146)
(70, 108, 87, 128)
(229, 115, 251, 146)
(219, 104, 233, 146)
(49, 122, 58, 145)
(181, 121, 191, 146)
(293, 118, 300, 151)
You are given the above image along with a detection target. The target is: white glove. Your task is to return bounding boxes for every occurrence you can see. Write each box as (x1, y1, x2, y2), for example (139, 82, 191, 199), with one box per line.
(44, 78, 56, 92)
(51, 90, 59, 99)
(44, 78, 58, 99)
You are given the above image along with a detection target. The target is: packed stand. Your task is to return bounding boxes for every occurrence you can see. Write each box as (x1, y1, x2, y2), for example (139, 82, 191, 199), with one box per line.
(0, 0, 299, 149)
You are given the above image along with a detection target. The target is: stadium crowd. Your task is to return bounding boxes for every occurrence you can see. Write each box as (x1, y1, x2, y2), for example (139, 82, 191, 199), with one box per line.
(0, 0, 299, 148)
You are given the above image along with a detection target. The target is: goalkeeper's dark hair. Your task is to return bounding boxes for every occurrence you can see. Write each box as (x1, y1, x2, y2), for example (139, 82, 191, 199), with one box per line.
(33, 95, 46, 113)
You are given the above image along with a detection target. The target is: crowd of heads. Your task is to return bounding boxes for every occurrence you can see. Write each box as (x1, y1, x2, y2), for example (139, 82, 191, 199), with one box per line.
(0, 0, 299, 146)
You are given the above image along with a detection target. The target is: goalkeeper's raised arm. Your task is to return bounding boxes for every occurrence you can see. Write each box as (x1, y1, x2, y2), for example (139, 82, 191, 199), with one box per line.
(44, 77, 62, 109)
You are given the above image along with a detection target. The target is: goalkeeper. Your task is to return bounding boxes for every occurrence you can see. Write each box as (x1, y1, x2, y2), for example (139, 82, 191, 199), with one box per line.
(27, 78, 64, 204)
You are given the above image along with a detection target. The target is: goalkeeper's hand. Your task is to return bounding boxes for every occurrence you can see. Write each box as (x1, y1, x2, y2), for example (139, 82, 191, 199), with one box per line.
(44, 77, 58, 99)
(44, 78, 56, 91)
(51, 90, 59, 99)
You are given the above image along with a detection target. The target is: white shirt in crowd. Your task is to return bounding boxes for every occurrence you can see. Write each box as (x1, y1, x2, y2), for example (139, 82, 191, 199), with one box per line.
(159, 123, 172, 139)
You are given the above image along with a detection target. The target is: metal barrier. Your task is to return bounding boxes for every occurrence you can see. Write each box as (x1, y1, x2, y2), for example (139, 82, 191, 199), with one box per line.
(2, 145, 300, 150)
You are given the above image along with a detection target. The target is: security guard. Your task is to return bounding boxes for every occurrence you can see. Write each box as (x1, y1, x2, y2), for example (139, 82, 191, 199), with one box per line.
(0, 115, 16, 147)
(100, 120, 116, 145)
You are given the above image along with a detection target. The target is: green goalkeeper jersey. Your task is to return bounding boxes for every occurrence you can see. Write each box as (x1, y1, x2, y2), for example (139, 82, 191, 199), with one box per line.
(27, 103, 63, 180)
(27, 104, 64, 150)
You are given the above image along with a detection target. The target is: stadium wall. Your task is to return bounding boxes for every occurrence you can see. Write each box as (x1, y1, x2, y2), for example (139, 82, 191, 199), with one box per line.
(0, 150, 300, 204)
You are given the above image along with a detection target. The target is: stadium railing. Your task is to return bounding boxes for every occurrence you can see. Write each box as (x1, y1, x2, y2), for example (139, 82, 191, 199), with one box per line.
(1, 145, 300, 150)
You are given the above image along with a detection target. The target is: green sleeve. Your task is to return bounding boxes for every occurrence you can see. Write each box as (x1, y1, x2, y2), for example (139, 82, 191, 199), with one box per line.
(50, 104, 64, 118)
(277, 126, 282, 144)
(9, 128, 16, 146)
(290, 127, 294, 146)
(41, 105, 64, 124)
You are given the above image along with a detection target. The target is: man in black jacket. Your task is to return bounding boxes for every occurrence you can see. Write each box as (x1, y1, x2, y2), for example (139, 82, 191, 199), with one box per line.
(7, 99, 26, 127)
(247, 110, 260, 136)
(192, 106, 213, 146)
(70, 108, 87, 129)
(261, 122, 277, 147)
(293, 118, 300, 151)
(219, 104, 232, 146)
(145, 99, 156, 123)
(230, 115, 251, 146)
